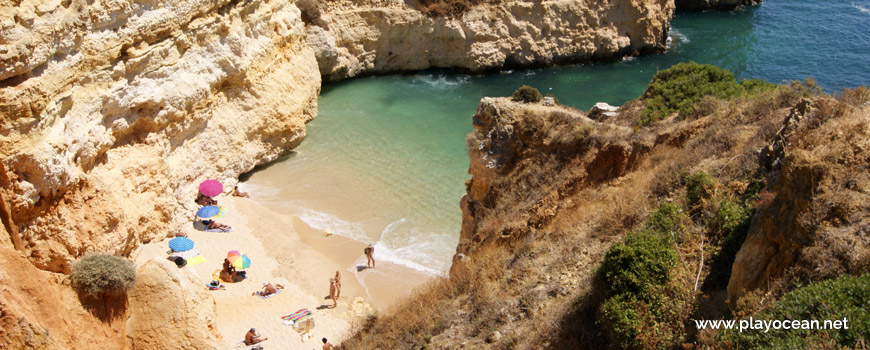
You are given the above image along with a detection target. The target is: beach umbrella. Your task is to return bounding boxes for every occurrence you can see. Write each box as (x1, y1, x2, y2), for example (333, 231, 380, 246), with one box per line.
(228, 254, 251, 269)
(196, 205, 220, 218)
(168, 237, 195, 252)
(199, 180, 223, 197)
(227, 250, 241, 258)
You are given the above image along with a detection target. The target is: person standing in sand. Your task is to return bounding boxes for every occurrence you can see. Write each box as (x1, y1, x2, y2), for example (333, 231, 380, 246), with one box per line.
(364, 244, 375, 268)
(334, 271, 342, 298)
(322, 338, 334, 350)
(328, 278, 337, 308)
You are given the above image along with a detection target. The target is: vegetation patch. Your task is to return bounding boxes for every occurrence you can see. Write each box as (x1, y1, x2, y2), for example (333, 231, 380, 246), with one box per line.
(640, 62, 775, 125)
(71, 253, 136, 298)
(512, 85, 543, 103)
(725, 274, 870, 348)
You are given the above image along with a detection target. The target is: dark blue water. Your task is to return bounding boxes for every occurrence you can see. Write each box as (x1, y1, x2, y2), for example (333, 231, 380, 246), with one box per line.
(248, 0, 870, 274)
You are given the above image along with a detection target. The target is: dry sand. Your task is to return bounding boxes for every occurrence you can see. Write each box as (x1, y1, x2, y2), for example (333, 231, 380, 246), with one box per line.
(133, 194, 435, 348)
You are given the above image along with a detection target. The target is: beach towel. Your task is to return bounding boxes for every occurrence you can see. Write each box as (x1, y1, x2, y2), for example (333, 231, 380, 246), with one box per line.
(281, 308, 312, 324)
(217, 206, 228, 218)
(205, 226, 232, 232)
(206, 282, 225, 290)
(255, 289, 282, 299)
(186, 255, 207, 266)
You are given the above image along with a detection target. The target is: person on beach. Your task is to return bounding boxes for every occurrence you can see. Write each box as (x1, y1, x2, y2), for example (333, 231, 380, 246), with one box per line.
(333, 271, 342, 299)
(245, 328, 267, 345)
(328, 278, 337, 308)
(254, 282, 284, 296)
(232, 185, 249, 198)
(364, 244, 375, 268)
(322, 338, 334, 350)
(195, 192, 217, 206)
(203, 219, 232, 231)
(221, 258, 237, 282)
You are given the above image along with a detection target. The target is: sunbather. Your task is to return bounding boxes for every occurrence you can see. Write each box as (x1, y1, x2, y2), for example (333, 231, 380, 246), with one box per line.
(195, 193, 217, 206)
(203, 219, 232, 231)
(245, 328, 267, 345)
(334, 271, 342, 298)
(232, 186, 249, 198)
(328, 278, 337, 308)
(253, 282, 284, 296)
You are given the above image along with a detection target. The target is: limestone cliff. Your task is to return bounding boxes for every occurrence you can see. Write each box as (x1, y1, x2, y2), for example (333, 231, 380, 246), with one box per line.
(307, 0, 674, 81)
(126, 258, 222, 350)
(727, 100, 870, 303)
(0, 0, 321, 274)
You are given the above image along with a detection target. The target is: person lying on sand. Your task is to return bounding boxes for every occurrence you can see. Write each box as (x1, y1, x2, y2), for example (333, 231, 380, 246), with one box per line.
(232, 186, 250, 198)
(253, 282, 285, 296)
(203, 219, 231, 231)
(245, 328, 267, 345)
(195, 193, 217, 206)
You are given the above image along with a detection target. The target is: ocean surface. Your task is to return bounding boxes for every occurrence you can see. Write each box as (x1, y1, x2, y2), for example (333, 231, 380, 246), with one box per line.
(244, 0, 870, 275)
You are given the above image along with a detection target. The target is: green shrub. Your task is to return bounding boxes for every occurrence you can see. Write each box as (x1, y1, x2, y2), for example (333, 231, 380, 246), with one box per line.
(643, 202, 685, 241)
(740, 78, 776, 95)
(71, 253, 136, 297)
(727, 274, 870, 348)
(600, 294, 643, 348)
(684, 171, 716, 210)
(641, 62, 742, 124)
(512, 85, 543, 103)
(602, 232, 678, 298)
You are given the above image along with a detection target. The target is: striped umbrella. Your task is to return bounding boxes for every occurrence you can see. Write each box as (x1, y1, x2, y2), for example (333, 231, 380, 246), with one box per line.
(227, 254, 251, 269)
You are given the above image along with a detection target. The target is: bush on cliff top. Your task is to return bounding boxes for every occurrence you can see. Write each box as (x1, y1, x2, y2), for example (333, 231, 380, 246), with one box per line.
(726, 274, 870, 348)
(640, 62, 775, 125)
(512, 85, 543, 103)
(602, 231, 678, 298)
(71, 253, 136, 297)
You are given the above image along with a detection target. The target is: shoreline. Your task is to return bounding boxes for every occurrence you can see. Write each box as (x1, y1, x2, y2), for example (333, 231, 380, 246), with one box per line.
(133, 194, 434, 347)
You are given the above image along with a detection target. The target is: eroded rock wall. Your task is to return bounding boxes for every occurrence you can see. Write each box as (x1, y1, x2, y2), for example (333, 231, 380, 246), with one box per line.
(126, 258, 222, 350)
(309, 0, 674, 81)
(0, 0, 321, 273)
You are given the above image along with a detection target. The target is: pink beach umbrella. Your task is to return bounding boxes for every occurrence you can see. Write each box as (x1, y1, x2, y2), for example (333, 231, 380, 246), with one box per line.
(199, 180, 223, 197)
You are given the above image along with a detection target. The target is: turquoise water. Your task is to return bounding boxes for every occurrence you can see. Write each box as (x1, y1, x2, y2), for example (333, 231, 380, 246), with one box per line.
(246, 0, 870, 275)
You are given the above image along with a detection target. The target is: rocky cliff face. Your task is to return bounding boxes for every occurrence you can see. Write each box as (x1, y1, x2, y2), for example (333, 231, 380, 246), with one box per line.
(0, 0, 321, 274)
(307, 0, 674, 81)
(675, 0, 760, 11)
(126, 258, 222, 350)
(727, 101, 870, 303)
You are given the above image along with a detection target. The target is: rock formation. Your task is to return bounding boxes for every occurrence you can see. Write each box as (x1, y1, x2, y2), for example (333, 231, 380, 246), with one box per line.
(675, 0, 761, 11)
(0, 247, 124, 349)
(307, 0, 674, 81)
(126, 258, 222, 349)
(728, 101, 870, 303)
(0, 0, 321, 274)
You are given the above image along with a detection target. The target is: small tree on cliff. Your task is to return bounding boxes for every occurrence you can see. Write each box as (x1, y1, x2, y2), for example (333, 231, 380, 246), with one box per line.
(71, 253, 135, 320)
(512, 85, 543, 103)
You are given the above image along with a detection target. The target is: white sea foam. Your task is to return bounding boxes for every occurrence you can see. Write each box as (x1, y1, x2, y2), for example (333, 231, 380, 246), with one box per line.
(669, 28, 690, 47)
(853, 2, 870, 14)
(413, 74, 470, 89)
(370, 218, 454, 276)
(296, 208, 368, 242)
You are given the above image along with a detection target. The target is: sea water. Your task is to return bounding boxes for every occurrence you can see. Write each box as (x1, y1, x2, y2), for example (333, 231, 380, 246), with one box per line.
(245, 0, 870, 275)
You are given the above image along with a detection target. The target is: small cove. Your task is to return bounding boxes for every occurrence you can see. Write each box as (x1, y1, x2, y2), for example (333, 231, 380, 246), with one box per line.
(244, 0, 870, 278)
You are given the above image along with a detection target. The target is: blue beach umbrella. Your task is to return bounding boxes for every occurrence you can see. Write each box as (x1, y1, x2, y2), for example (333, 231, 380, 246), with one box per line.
(168, 237, 195, 252)
(196, 205, 221, 218)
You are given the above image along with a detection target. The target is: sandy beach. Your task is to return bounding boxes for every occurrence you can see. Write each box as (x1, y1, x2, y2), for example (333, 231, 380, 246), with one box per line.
(133, 194, 434, 348)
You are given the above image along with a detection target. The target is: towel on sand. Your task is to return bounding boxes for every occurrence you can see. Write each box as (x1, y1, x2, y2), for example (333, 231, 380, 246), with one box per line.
(205, 226, 232, 232)
(255, 289, 282, 299)
(186, 255, 207, 266)
(281, 309, 312, 324)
